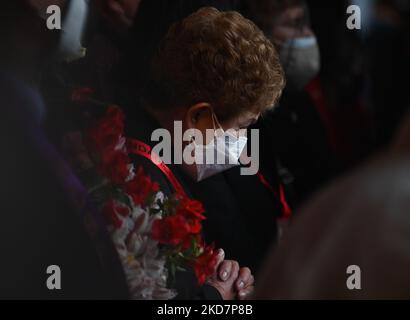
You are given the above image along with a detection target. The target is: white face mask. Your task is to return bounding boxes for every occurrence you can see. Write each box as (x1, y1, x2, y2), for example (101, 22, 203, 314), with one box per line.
(280, 36, 320, 90)
(58, 0, 89, 62)
(189, 112, 248, 182)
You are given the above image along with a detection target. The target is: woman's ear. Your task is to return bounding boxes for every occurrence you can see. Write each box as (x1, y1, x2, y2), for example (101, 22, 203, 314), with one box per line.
(185, 102, 213, 132)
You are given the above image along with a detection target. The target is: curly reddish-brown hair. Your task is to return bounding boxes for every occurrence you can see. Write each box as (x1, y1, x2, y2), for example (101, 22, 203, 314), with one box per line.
(143, 7, 285, 121)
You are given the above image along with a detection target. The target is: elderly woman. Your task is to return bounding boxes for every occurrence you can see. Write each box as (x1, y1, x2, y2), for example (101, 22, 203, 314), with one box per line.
(125, 7, 286, 299)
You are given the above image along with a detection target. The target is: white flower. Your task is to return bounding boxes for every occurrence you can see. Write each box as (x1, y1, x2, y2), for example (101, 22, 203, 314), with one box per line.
(115, 136, 127, 151)
(107, 192, 176, 300)
(130, 206, 150, 234)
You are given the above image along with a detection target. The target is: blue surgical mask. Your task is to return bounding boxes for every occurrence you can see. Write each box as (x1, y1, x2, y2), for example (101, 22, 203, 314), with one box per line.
(280, 36, 321, 90)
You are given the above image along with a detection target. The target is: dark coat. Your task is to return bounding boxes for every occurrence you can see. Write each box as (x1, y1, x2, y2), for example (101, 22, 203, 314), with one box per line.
(0, 74, 128, 299)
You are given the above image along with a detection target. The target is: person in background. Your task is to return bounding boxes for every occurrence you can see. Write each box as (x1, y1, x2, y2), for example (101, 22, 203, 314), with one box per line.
(242, 0, 339, 208)
(307, 0, 373, 166)
(255, 113, 410, 299)
(41, 0, 143, 143)
(0, 0, 129, 299)
(366, 0, 410, 147)
(96, 0, 142, 33)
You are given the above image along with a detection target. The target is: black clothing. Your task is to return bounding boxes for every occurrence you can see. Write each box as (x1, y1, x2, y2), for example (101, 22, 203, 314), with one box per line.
(125, 107, 281, 275)
(256, 90, 338, 207)
(368, 23, 410, 146)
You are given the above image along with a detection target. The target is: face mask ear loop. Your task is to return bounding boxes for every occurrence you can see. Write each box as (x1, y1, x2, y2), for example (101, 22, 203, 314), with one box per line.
(211, 109, 225, 131)
(210, 110, 224, 137)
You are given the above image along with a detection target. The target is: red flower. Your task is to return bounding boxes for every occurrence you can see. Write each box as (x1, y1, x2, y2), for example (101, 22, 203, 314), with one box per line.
(105, 106, 125, 134)
(180, 233, 201, 251)
(177, 197, 206, 220)
(71, 87, 94, 104)
(125, 167, 159, 206)
(185, 219, 203, 234)
(152, 215, 191, 246)
(87, 106, 125, 153)
(98, 150, 130, 185)
(191, 245, 219, 285)
(176, 197, 206, 234)
(102, 199, 130, 229)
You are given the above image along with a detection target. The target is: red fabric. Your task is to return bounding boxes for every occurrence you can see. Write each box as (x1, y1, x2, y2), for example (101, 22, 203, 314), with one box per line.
(127, 138, 187, 197)
(257, 172, 292, 220)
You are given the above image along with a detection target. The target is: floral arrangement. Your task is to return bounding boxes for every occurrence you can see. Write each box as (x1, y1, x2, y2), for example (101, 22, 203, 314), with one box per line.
(67, 105, 218, 299)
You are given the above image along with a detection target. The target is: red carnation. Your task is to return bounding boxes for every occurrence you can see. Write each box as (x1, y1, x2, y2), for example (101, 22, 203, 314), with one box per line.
(191, 245, 219, 285)
(125, 167, 159, 206)
(177, 197, 206, 220)
(98, 150, 131, 185)
(176, 197, 206, 234)
(180, 233, 201, 251)
(102, 199, 130, 229)
(152, 215, 191, 246)
(87, 106, 125, 153)
(105, 106, 125, 135)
